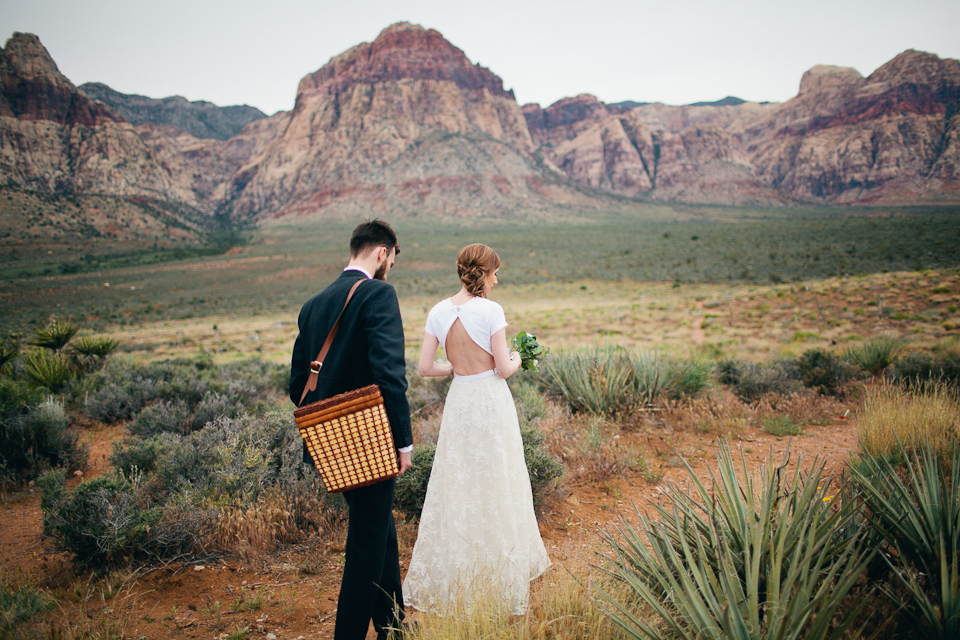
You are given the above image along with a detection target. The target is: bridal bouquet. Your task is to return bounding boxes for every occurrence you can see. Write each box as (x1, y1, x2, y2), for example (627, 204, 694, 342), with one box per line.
(510, 331, 551, 372)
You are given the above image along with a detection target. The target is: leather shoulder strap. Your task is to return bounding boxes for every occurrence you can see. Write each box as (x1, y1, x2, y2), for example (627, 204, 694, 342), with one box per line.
(298, 278, 365, 406)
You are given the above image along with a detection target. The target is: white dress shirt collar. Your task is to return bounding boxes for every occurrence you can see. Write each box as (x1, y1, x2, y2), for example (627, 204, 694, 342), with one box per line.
(343, 266, 373, 279)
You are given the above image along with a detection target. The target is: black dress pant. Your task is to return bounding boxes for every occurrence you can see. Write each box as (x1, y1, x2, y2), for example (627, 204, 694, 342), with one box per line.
(334, 478, 405, 640)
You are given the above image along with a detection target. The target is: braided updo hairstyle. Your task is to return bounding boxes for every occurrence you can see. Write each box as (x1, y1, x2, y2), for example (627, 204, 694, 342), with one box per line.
(457, 243, 501, 298)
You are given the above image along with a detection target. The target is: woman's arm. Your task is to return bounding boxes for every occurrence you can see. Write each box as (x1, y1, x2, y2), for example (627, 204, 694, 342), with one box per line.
(419, 333, 454, 378)
(492, 327, 521, 379)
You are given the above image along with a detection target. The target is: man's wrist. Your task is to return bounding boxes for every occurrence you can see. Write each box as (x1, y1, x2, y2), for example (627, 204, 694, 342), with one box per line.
(398, 445, 413, 453)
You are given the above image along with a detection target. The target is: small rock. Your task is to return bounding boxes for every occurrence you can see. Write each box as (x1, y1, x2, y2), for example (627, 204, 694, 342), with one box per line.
(74, 470, 83, 478)
(28, 480, 35, 487)
(241, 580, 248, 585)
(266, 634, 277, 640)
(194, 565, 205, 571)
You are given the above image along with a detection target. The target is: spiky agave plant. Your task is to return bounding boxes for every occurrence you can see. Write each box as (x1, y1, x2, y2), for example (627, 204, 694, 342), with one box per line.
(536, 345, 634, 415)
(21, 349, 74, 391)
(29, 319, 79, 352)
(598, 440, 875, 640)
(71, 335, 119, 358)
(849, 437, 960, 639)
(842, 334, 903, 376)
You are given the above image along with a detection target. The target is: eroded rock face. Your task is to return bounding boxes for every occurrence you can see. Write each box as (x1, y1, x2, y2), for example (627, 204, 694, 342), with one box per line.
(0, 33, 207, 213)
(530, 50, 960, 205)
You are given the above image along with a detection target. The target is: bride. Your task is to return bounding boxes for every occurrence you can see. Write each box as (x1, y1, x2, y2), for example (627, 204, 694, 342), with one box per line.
(403, 243, 551, 615)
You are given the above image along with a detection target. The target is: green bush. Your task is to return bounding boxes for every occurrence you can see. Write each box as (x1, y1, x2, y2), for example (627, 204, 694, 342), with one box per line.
(520, 425, 563, 512)
(39, 469, 213, 570)
(628, 351, 710, 402)
(394, 444, 436, 519)
(889, 350, 960, 388)
(129, 392, 242, 437)
(405, 359, 452, 419)
(842, 334, 903, 376)
(716, 358, 801, 401)
(797, 349, 854, 396)
(849, 438, 960, 639)
(599, 440, 872, 640)
(0, 397, 87, 484)
(0, 582, 54, 636)
(510, 377, 549, 428)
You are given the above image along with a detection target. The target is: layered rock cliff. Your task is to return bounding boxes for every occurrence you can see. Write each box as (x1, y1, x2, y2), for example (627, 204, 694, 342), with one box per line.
(80, 82, 267, 141)
(0, 33, 208, 212)
(223, 22, 593, 219)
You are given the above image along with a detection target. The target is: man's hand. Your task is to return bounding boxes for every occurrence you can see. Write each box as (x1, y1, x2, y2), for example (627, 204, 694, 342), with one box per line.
(398, 450, 412, 475)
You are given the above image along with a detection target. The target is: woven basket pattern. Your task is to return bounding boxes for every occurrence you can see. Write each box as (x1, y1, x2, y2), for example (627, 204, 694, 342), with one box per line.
(295, 385, 399, 493)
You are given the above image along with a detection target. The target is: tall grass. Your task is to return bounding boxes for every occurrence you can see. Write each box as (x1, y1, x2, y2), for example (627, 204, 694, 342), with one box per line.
(599, 440, 872, 640)
(856, 384, 960, 461)
(407, 562, 637, 640)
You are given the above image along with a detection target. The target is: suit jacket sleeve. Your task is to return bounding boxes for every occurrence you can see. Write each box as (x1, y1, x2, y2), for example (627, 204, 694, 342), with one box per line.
(364, 284, 413, 449)
(289, 306, 310, 406)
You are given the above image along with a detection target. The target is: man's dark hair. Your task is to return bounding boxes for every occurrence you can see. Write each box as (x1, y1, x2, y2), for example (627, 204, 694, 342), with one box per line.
(349, 219, 400, 257)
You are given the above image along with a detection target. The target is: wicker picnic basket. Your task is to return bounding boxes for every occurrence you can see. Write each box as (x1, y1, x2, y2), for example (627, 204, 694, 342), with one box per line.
(294, 279, 399, 493)
(294, 384, 399, 493)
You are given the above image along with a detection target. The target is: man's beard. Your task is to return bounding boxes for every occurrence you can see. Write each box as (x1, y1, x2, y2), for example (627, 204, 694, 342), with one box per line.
(374, 262, 388, 281)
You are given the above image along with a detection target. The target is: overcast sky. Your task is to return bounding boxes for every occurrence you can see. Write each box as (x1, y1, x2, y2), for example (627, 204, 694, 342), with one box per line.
(2, 0, 958, 116)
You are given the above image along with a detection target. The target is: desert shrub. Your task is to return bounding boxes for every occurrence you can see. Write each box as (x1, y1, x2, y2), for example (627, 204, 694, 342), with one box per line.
(856, 384, 959, 462)
(797, 348, 854, 396)
(538, 346, 635, 415)
(842, 334, 903, 376)
(39, 469, 213, 569)
(849, 438, 960, 639)
(108, 411, 339, 558)
(889, 350, 960, 388)
(0, 582, 54, 636)
(627, 351, 711, 402)
(716, 358, 801, 401)
(511, 377, 549, 428)
(0, 333, 20, 372)
(394, 444, 436, 519)
(600, 440, 871, 640)
(0, 397, 86, 484)
(129, 393, 242, 437)
(762, 415, 803, 436)
(83, 379, 160, 423)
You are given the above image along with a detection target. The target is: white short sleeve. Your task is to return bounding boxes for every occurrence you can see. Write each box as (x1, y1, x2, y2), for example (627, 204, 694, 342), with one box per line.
(488, 301, 508, 335)
(424, 302, 442, 338)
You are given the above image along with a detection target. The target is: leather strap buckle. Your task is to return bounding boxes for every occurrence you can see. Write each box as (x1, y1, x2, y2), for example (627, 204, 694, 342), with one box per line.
(310, 361, 322, 374)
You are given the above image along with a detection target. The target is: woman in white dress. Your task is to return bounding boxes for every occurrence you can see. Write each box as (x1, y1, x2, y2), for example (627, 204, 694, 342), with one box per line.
(403, 243, 551, 615)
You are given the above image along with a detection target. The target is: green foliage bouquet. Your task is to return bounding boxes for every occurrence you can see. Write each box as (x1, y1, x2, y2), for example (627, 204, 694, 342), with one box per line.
(510, 331, 551, 372)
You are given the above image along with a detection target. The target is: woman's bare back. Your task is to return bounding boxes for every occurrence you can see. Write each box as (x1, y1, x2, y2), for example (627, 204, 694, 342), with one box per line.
(445, 318, 495, 376)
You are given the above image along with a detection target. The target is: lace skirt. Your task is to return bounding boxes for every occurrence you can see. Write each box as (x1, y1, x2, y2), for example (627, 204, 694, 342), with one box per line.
(403, 372, 551, 615)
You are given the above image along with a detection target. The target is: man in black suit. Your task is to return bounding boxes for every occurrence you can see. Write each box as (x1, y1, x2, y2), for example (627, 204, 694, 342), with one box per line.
(290, 220, 413, 640)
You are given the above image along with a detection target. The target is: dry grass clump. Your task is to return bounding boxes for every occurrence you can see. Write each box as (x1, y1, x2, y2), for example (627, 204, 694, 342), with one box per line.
(857, 383, 960, 460)
(212, 491, 300, 560)
(406, 559, 642, 640)
(540, 404, 657, 484)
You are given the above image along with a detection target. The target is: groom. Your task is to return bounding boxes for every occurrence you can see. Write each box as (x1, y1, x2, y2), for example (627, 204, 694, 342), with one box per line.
(290, 219, 414, 640)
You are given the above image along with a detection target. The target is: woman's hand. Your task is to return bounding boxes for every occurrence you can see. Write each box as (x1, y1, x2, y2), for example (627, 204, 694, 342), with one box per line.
(492, 329, 522, 378)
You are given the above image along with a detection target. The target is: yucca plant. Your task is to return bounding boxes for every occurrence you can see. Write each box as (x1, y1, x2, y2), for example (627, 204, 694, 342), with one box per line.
(599, 440, 874, 640)
(848, 437, 960, 639)
(628, 351, 710, 402)
(71, 335, 119, 358)
(29, 319, 79, 352)
(21, 348, 74, 391)
(0, 334, 19, 372)
(842, 334, 903, 376)
(537, 345, 635, 415)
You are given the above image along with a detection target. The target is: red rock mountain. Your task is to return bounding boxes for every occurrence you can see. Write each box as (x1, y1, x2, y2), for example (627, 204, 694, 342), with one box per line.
(1, 27, 958, 229)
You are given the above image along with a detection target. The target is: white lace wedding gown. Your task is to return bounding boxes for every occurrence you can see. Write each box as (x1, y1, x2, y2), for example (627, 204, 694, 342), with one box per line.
(403, 370, 552, 615)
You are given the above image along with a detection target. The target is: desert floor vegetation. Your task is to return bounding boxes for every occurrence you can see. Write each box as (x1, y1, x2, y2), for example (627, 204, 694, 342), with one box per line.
(2, 210, 960, 638)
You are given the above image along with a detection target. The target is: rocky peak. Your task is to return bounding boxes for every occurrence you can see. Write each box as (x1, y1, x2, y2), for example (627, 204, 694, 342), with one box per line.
(797, 65, 864, 98)
(0, 32, 120, 125)
(866, 49, 960, 89)
(523, 94, 610, 147)
(295, 22, 514, 105)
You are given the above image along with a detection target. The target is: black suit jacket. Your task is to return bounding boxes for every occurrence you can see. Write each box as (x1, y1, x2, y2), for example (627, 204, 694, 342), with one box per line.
(290, 270, 413, 452)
